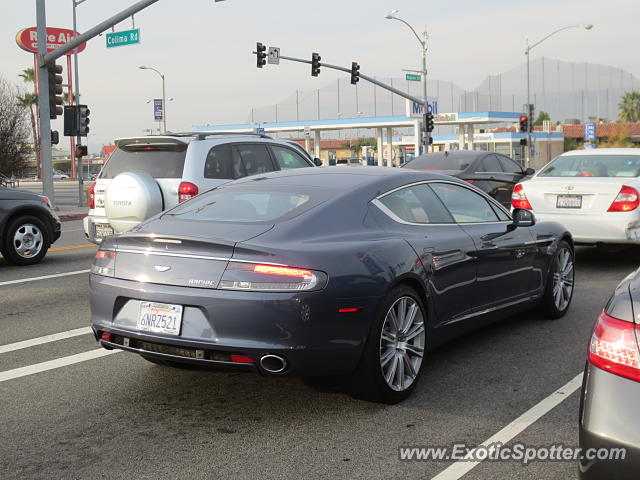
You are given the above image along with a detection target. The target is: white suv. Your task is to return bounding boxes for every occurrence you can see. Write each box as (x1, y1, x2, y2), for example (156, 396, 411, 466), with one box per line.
(83, 132, 320, 243)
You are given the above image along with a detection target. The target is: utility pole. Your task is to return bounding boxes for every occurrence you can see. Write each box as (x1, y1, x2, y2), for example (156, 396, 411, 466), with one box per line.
(73, 0, 86, 206)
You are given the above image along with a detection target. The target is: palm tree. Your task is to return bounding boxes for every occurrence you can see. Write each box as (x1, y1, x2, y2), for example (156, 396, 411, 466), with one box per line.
(17, 68, 41, 178)
(618, 91, 640, 123)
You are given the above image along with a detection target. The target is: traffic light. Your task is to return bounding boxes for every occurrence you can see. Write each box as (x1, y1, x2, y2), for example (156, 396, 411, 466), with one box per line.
(51, 130, 59, 145)
(350, 62, 360, 85)
(424, 113, 435, 132)
(311, 52, 321, 77)
(519, 115, 528, 133)
(78, 105, 90, 136)
(256, 42, 267, 68)
(63, 106, 77, 136)
(76, 145, 88, 157)
(47, 62, 63, 119)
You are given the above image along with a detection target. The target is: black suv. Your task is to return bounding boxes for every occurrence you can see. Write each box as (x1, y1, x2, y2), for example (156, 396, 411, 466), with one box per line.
(0, 187, 61, 265)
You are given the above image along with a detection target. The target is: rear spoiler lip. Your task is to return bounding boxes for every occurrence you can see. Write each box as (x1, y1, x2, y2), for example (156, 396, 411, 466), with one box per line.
(114, 137, 190, 148)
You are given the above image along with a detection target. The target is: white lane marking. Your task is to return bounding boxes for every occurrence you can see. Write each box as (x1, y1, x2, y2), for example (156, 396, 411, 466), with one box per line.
(0, 327, 92, 354)
(0, 349, 121, 383)
(431, 372, 584, 480)
(0, 269, 89, 286)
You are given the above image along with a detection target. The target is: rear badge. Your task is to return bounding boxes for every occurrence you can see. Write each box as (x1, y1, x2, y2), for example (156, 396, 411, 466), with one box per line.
(154, 265, 172, 272)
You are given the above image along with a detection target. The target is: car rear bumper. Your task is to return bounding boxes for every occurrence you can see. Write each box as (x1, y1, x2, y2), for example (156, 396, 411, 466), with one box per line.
(90, 274, 378, 377)
(83, 215, 113, 244)
(534, 211, 640, 244)
(578, 363, 640, 479)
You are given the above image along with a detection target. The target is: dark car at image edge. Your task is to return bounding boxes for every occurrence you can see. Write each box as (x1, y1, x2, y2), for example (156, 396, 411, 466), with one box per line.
(0, 186, 61, 265)
(90, 167, 574, 403)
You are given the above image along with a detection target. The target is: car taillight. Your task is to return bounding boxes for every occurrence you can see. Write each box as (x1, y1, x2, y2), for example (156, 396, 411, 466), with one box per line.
(91, 249, 116, 277)
(607, 185, 639, 212)
(178, 181, 199, 203)
(588, 310, 640, 383)
(218, 261, 328, 292)
(88, 182, 96, 209)
(511, 183, 532, 209)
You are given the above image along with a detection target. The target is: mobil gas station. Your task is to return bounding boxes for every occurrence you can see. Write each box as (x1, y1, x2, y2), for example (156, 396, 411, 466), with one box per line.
(196, 100, 563, 169)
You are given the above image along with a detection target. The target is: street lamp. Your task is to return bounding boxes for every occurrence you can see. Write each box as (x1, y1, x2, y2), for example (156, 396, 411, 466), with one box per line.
(524, 24, 593, 166)
(139, 65, 167, 133)
(385, 10, 430, 150)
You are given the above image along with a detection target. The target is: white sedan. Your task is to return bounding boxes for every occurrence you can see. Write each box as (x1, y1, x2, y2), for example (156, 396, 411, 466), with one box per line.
(512, 148, 640, 245)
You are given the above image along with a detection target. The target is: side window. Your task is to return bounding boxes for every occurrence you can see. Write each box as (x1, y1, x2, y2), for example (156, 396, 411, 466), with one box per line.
(270, 145, 310, 170)
(378, 184, 454, 224)
(236, 144, 274, 176)
(498, 155, 524, 174)
(204, 144, 246, 179)
(477, 154, 503, 173)
(430, 183, 500, 223)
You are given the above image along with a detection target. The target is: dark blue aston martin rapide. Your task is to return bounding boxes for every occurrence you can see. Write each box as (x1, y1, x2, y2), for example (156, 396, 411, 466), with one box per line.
(90, 167, 574, 403)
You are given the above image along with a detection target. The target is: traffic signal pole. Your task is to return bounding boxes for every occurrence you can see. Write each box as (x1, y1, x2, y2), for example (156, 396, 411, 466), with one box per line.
(276, 53, 425, 106)
(35, 0, 161, 206)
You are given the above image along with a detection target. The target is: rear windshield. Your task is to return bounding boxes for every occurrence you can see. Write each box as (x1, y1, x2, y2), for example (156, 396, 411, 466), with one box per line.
(99, 144, 187, 179)
(405, 153, 473, 171)
(164, 185, 330, 223)
(538, 154, 640, 178)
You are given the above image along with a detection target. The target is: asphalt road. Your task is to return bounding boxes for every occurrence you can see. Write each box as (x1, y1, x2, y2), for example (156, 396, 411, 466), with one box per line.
(1, 225, 638, 480)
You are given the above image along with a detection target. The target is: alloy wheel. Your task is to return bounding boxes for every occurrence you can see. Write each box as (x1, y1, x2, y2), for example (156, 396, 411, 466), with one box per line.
(379, 296, 425, 392)
(552, 248, 574, 312)
(13, 223, 43, 259)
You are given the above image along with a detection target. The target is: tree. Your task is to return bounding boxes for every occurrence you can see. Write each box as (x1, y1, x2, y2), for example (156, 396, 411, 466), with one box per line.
(343, 137, 377, 155)
(619, 91, 640, 122)
(16, 68, 40, 178)
(534, 111, 551, 126)
(0, 76, 32, 176)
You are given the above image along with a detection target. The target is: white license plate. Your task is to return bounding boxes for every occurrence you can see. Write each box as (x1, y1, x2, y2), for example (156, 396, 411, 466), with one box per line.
(137, 302, 183, 336)
(95, 224, 114, 238)
(556, 194, 582, 209)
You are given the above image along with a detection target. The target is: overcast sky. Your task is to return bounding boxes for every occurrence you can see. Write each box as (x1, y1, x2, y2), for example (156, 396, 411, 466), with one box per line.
(2, 0, 638, 151)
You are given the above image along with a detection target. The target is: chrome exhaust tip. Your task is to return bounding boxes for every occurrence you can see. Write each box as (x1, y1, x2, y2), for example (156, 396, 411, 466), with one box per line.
(259, 354, 287, 374)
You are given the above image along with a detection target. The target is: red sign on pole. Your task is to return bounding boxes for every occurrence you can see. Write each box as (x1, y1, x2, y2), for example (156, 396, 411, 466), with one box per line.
(15, 27, 87, 55)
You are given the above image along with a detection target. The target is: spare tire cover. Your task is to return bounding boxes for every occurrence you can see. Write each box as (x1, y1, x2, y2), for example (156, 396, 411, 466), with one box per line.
(104, 171, 163, 233)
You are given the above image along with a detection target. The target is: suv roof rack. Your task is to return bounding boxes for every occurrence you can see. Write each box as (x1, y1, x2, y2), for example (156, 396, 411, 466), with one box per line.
(165, 131, 273, 140)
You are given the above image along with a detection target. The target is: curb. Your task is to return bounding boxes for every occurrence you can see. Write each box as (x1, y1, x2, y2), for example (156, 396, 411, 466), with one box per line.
(58, 213, 88, 222)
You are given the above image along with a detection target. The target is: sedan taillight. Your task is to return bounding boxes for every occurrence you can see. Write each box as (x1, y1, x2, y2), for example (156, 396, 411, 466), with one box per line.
(218, 261, 327, 292)
(511, 183, 532, 210)
(178, 181, 199, 203)
(91, 249, 116, 277)
(588, 310, 640, 383)
(607, 185, 639, 212)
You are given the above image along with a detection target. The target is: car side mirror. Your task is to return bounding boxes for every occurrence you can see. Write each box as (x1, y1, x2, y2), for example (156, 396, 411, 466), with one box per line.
(512, 208, 535, 227)
(524, 167, 535, 176)
(313, 158, 323, 166)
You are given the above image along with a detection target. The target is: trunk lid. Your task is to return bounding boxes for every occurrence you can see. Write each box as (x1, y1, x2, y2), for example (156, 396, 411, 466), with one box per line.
(523, 177, 632, 214)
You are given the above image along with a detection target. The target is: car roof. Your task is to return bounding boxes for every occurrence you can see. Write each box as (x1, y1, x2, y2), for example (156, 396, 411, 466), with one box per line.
(560, 148, 640, 156)
(113, 133, 297, 149)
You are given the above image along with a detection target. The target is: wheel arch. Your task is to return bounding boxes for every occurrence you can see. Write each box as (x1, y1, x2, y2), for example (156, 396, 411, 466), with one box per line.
(1, 207, 53, 245)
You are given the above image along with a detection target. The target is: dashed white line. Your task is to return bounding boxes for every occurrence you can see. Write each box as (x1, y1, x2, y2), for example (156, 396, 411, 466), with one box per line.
(431, 372, 584, 480)
(0, 269, 90, 286)
(0, 327, 92, 354)
(0, 349, 121, 383)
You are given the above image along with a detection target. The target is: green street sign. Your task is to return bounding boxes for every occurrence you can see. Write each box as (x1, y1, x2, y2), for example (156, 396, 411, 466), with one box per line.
(405, 73, 421, 82)
(106, 28, 140, 48)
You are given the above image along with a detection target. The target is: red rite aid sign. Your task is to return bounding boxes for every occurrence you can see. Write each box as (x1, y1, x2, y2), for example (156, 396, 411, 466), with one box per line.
(15, 27, 87, 55)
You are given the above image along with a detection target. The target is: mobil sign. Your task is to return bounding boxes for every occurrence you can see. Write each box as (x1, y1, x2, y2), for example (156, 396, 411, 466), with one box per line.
(405, 99, 438, 118)
(15, 27, 87, 55)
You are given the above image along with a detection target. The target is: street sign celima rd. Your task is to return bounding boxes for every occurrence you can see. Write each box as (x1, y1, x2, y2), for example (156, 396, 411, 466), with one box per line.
(106, 28, 140, 48)
(268, 46, 280, 65)
(405, 73, 421, 82)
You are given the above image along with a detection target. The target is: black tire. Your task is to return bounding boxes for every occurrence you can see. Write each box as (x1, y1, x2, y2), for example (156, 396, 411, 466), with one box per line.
(540, 240, 574, 319)
(1, 215, 50, 266)
(349, 285, 427, 404)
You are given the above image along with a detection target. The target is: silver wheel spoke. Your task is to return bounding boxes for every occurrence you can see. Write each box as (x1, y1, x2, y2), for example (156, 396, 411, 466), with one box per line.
(385, 355, 399, 385)
(405, 343, 424, 357)
(380, 347, 395, 367)
(401, 303, 418, 334)
(402, 352, 417, 378)
(405, 323, 425, 342)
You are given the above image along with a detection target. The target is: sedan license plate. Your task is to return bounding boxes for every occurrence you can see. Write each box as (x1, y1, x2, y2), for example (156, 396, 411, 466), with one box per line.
(137, 302, 183, 336)
(556, 194, 582, 209)
(95, 223, 114, 238)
